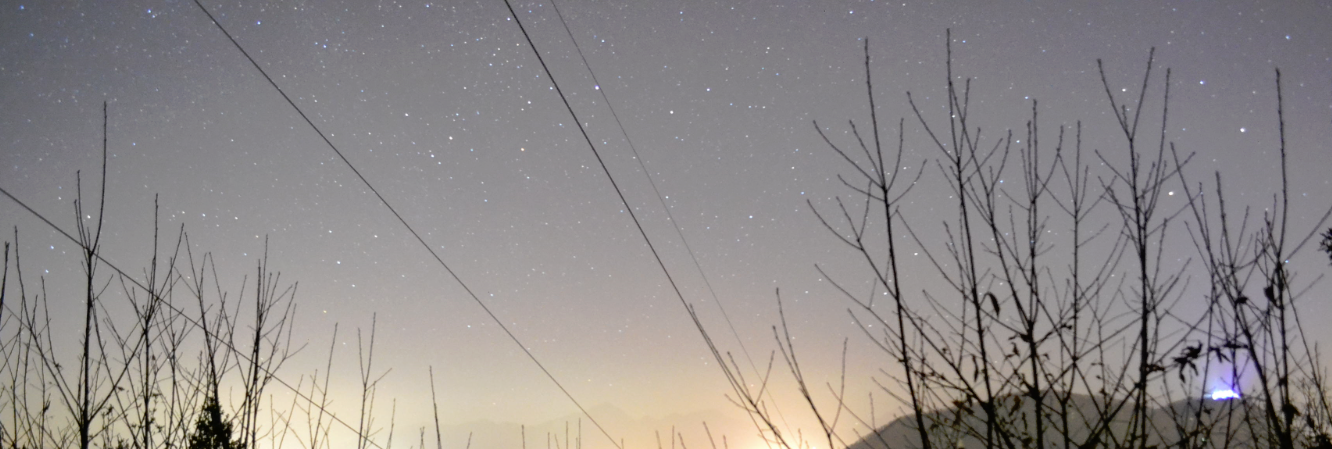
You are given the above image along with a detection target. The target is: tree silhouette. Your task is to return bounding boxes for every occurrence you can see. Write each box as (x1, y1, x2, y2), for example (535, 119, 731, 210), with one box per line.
(188, 395, 242, 449)
(706, 33, 1332, 449)
(1319, 228, 1332, 266)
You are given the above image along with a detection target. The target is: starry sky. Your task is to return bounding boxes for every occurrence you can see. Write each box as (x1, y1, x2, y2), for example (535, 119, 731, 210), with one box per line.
(2, 1, 1332, 448)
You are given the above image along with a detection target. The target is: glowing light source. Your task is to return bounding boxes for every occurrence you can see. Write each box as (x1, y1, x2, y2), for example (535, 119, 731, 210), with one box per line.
(1211, 388, 1240, 400)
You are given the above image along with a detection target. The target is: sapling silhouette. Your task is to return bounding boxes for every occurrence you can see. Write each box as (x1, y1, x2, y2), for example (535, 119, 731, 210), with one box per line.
(779, 32, 1332, 449)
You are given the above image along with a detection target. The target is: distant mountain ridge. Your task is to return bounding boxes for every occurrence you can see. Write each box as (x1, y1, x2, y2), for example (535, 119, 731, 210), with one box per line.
(847, 394, 1260, 449)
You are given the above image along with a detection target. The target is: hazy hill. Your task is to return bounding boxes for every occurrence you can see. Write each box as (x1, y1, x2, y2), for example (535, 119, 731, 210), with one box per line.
(846, 394, 1262, 449)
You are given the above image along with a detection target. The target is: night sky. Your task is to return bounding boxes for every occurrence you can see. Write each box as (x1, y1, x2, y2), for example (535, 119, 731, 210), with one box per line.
(3, 1, 1331, 448)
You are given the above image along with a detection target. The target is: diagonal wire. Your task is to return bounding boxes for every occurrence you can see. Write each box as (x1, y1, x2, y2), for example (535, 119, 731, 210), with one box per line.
(545, 0, 794, 439)
(186, 1, 623, 447)
(548, 0, 754, 368)
(500, 2, 799, 448)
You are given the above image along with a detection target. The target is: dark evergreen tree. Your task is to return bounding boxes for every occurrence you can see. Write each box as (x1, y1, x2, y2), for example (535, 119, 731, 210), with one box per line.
(187, 396, 242, 449)
(1319, 228, 1332, 265)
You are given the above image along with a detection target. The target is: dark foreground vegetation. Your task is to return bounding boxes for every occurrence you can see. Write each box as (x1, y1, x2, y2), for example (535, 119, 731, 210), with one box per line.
(705, 35, 1332, 449)
(3, 24, 1332, 449)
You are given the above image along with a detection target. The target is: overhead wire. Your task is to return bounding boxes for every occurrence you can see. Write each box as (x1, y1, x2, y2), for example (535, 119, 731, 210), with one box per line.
(185, 1, 623, 447)
(544, 0, 795, 441)
(547, 0, 752, 367)
(500, 2, 800, 448)
(0, 3, 783, 448)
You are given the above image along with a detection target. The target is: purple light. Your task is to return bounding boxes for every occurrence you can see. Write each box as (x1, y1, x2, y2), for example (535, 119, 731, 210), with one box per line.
(1211, 389, 1240, 400)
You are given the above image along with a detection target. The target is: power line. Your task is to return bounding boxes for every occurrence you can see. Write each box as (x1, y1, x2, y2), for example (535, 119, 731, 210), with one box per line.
(547, 0, 749, 363)
(186, 1, 622, 447)
(499, 2, 803, 448)
(544, 0, 795, 440)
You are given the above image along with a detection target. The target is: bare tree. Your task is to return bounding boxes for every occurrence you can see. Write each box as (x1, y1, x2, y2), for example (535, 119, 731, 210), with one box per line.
(759, 32, 1332, 449)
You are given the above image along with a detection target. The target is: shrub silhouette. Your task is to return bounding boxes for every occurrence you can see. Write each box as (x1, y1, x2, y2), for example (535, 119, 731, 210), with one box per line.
(188, 396, 242, 449)
(699, 34, 1332, 449)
